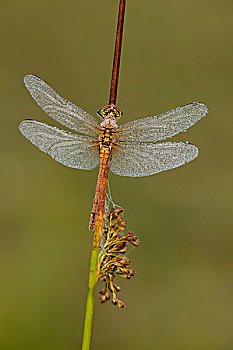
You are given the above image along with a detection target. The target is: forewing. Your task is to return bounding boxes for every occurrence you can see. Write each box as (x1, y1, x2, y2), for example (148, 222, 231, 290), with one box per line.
(24, 74, 100, 137)
(19, 120, 99, 170)
(110, 141, 199, 177)
(117, 102, 208, 142)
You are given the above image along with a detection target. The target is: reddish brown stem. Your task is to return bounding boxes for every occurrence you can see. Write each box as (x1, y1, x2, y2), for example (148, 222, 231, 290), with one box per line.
(109, 0, 126, 106)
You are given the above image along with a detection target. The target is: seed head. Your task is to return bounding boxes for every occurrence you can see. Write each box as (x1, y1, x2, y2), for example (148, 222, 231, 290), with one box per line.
(98, 206, 140, 308)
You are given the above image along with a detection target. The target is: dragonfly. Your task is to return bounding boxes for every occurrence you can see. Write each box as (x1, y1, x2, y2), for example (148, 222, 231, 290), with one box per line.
(19, 75, 208, 229)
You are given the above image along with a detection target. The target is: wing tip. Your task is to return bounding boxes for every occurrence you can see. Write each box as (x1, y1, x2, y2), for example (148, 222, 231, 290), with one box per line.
(18, 119, 41, 136)
(18, 119, 31, 133)
(183, 142, 199, 161)
(24, 73, 39, 81)
(24, 74, 41, 90)
(18, 121, 24, 132)
(190, 101, 209, 115)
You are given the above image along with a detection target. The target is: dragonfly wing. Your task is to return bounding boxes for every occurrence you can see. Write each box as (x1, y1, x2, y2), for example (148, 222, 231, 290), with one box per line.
(19, 120, 99, 170)
(110, 141, 199, 177)
(24, 74, 100, 137)
(117, 102, 208, 142)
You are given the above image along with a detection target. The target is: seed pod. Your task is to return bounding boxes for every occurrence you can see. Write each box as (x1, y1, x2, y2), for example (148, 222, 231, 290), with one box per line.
(113, 284, 121, 292)
(112, 295, 118, 305)
(115, 208, 124, 215)
(100, 295, 106, 303)
(118, 300, 125, 308)
(99, 288, 106, 295)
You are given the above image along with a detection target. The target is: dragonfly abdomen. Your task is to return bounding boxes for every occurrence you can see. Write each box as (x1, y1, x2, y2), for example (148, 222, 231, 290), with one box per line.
(89, 146, 111, 230)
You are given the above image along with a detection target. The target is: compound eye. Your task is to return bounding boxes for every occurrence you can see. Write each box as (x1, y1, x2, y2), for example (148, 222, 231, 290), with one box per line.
(97, 108, 105, 119)
(97, 105, 123, 119)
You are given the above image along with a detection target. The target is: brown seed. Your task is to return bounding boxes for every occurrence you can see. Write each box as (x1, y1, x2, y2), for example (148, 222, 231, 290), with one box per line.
(115, 208, 124, 214)
(120, 257, 130, 265)
(100, 295, 106, 303)
(118, 300, 125, 308)
(127, 231, 134, 237)
(119, 247, 128, 253)
(113, 284, 121, 292)
(112, 296, 118, 305)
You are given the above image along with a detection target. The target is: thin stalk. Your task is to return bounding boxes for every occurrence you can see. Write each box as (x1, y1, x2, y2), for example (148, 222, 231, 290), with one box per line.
(81, 162, 109, 350)
(81, 214, 103, 350)
(109, 0, 126, 105)
(81, 1, 126, 348)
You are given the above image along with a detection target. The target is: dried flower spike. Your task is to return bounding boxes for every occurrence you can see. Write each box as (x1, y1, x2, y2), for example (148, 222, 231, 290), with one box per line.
(98, 206, 140, 307)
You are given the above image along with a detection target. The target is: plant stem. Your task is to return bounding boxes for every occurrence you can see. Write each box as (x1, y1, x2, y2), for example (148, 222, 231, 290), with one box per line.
(81, 213, 103, 350)
(81, 161, 109, 350)
(81, 1, 126, 348)
(109, 0, 126, 105)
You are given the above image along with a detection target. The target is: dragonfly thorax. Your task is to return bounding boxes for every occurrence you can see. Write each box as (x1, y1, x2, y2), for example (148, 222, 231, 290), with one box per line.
(100, 117, 118, 129)
(99, 124, 116, 149)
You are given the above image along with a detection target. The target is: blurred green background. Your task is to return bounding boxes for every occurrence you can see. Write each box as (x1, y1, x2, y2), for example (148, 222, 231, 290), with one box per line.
(1, 0, 233, 349)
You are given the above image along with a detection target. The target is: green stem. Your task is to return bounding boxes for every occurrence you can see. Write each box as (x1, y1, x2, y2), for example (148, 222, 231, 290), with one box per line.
(81, 247, 98, 349)
(81, 213, 103, 350)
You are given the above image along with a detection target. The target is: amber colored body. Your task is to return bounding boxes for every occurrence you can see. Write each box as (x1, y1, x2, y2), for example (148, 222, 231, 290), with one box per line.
(89, 121, 117, 230)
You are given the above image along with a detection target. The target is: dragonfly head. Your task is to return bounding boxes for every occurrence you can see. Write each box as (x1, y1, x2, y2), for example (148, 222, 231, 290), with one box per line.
(97, 104, 123, 120)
